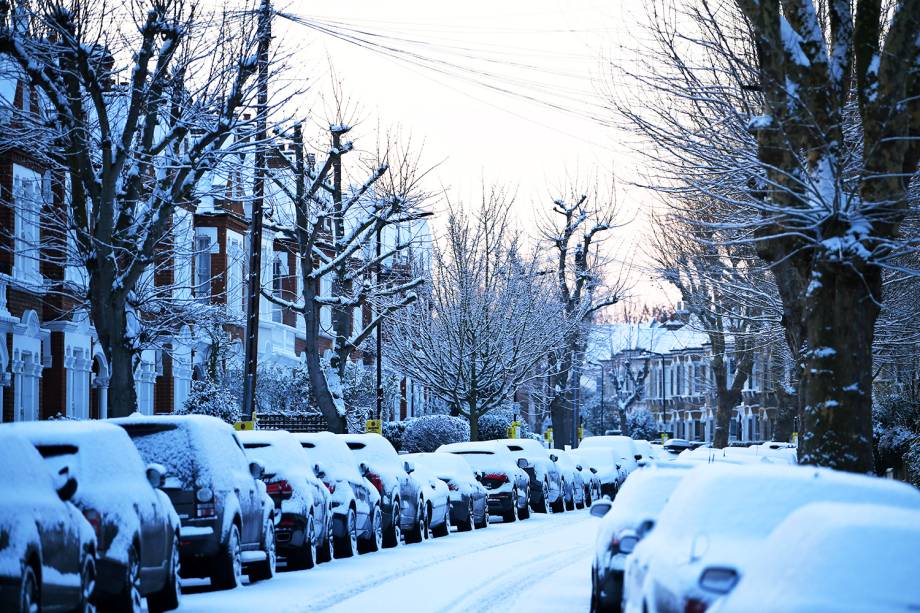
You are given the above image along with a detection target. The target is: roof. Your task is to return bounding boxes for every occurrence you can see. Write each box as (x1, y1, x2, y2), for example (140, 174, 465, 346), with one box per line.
(586, 320, 712, 362)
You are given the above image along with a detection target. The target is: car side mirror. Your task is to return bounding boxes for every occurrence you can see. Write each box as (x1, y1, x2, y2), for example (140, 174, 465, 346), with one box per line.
(403, 460, 415, 474)
(549, 454, 559, 462)
(634, 454, 642, 461)
(145, 463, 165, 489)
(359, 462, 370, 477)
(249, 460, 265, 480)
(617, 530, 640, 554)
(575, 464, 583, 471)
(313, 463, 326, 479)
(589, 467, 598, 474)
(516, 457, 531, 470)
(638, 519, 656, 537)
(54, 466, 77, 502)
(589, 499, 612, 518)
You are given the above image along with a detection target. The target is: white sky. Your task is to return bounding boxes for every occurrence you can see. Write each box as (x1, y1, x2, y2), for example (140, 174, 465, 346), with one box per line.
(265, 0, 676, 310)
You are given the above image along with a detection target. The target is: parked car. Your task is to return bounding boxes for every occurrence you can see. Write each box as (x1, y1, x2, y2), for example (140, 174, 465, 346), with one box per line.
(10, 421, 181, 612)
(0, 431, 97, 613)
(341, 434, 427, 545)
(588, 464, 692, 613)
(631, 440, 661, 464)
(401, 458, 452, 538)
(295, 432, 383, 556)
(570, 448, 624, 499)
(405, 452, 489, 531)
(660, 438, 693, 458)
(622, 463, 920, 613)
(115, 415, 276, 590)
(677, 445, 781, 465)
(495, 439, 564, 513)
(570, 453, 602, 507)
(709, 502, 920, 613)
(549, 449, 584, 510)
(579, 436, 641, 476)
(238, 430, 332, 566)
(437, 441, 531, 522)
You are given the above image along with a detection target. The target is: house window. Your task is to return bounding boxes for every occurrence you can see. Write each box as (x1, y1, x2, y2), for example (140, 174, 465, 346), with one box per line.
(13, 165, 42, 284)
(352, 305, 363, 337)
(272, 256, 283, 323)
(228, 239, 243, 316)
(194, 234, 211, 302)
(320, 274, 332, 333)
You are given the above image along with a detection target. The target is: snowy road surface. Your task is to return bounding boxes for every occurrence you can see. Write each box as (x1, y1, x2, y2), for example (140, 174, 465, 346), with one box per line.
(172, 509, 594, 612)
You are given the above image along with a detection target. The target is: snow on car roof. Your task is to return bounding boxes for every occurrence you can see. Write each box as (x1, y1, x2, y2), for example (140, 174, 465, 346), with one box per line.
(495, 438, 546, 453)
(294, 432, 362, 483)
(579, 435, 638, 458)
(238, 430, 317, 477)
(341, 433, 402, 467)
(717, 502, 920, 612)
(404, 452, 476, 481)
(652, 464, 920, 544)
(437, 441, 507, 455)
(0, 429, 58, 491)
(677, 446, 782, 465)
(603, 466, 691, 528)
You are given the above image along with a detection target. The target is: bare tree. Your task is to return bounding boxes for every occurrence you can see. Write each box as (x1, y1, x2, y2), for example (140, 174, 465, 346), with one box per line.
(0, 0, 274, 416)
(387, 189, 564, 440)
(615, 0, 920, 471)
(263, 118, 430, 433)
(540, 181, 626, 448)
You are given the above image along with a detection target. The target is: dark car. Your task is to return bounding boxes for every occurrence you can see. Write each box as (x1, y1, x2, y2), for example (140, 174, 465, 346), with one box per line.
(406, 452, 489, 531)
(238, 430, 331, 567)
(495, 439, 564, 513)
(570, 448, 625, 499)
(295, 432, 384, 556)
(0, 430, 97, 613)
(115, 415, 276, 590)
(340, 434, 428, 545)
(10, 421, 182, 612)
(437, 442, 531, 522)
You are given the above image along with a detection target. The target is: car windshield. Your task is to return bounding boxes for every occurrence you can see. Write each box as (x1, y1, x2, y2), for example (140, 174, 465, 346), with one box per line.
(122, 423, 197, 488)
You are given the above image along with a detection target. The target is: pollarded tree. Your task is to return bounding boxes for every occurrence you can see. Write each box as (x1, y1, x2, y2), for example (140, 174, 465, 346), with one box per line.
(0, 0, 273, 416)
(387, 189, 565, 441)
(616, 0, 920, 471)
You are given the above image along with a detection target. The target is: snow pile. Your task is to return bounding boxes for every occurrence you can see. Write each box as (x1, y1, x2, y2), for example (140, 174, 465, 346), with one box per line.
(402, 415, 470, 453)
(712, 503, 920, 612)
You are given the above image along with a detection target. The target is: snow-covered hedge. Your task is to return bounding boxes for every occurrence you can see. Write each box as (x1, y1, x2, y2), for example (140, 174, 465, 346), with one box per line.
(627, 408, 658, 440)
(382, 420, 412, 452)
(402, 415, 470, 453)
(905, 439, 920, 488)
(477, 407, 531, 441)
(175, 379, 240, 425)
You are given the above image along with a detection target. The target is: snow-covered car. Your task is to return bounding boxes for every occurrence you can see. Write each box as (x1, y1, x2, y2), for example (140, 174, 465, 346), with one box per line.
(677, 445, 782, 465)
(708, 502, 920, 613)
(115, 415, 276, 589)
(341, 434, 427, 545)
(10, 421, 181, 612)
(569, 447, 624, 499)
(238, 430, 334, 566)
(405, 452, 489, 531)
(295, 432, 383, 556)
(588, 464, 692, 613)
(622, 464, 920, 613)
(571, 455, 602, 507)
(0, 431, 97, 613)
(632, 440, 661, 463)
(495, 438, 564, 513)
(401, 459, 452, 538)
(438, 441, 532, 522)
(580, 436, 641, 476)
(548, 449, 582, 510)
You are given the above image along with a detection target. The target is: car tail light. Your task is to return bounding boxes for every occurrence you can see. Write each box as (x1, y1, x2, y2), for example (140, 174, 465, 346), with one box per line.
(82, 509, 102, 540)
(324, 481, 336, 494)
(195, 503, 216, 518)
(684, 599, 708, 613)
(447, 482, 459, 491)
(367, 472, 384, 495)
(483, 473, 508, 483)
(266, 480, 293, 499)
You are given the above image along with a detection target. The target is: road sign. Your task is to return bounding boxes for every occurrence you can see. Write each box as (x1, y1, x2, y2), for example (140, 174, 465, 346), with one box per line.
(791, 431, 798, 446)
(366, 419, 382, 434)
(577, 425, 584, 442)
(544, 427, 553, 447)
(508, 420, 521, 439)
(234, 420, 256, 431)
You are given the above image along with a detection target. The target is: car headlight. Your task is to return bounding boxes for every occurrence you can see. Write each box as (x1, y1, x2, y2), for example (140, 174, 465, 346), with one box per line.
(698, 567, 739, 594)
(196, 487, 214, 503)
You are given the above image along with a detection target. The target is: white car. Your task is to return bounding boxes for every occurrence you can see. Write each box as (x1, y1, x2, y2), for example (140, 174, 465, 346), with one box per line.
(589, 464, 693, 612)
(400, 457, 452, 538)
(623, 463, 920, 613)
(709, 502, 920, 613)
(677, 446, 782, 465)
(580, 435, 641, 475)
(496, 438, 565, 513)
(632, 439, 662, 463)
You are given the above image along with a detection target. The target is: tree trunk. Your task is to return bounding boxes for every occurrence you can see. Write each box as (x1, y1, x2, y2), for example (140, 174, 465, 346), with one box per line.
(468, 397, 479, 442)
(712, 392, 735, 449)
(90, 283, 138, 418)
(800, 260, 878, 473)
(617, 407, 629, 436)
(300, 270, 347, 433)
(550, 390, 572, 450)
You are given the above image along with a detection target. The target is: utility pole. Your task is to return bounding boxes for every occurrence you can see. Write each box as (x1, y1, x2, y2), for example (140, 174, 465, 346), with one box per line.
(241, 0, 271, 425)
(375, 225, 383, 421)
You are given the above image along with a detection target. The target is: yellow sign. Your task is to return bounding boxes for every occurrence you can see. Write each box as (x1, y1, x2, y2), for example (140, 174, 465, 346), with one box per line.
(544, 427, 554, 446)
(791, 431, 798, 446)
(509, 420, 521, 439)
(366, 419, 382, 434)
(234, 420, 256, 431)
(661, 433, 667, 444)
(577, 425, 584, 442)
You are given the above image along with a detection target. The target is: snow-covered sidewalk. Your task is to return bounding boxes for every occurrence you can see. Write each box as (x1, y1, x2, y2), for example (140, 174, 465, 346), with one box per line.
(172, 509, 593, 612)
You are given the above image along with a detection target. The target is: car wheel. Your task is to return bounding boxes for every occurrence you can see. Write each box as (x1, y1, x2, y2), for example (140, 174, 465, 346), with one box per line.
(565, 486, 576, 511)
(334, 507, 358, 558)
(405, 500, 424, 543)
(18, 564, 39, 613)
(288, 515, 317, 570)
(539, 482, 552, 514)
(74, 554, 96, 613)
(211, 524, 242, 590)
(502, 492, 518, 523)
(432, 508, 450, 538)
(461, 500, 475, 532)
(111, 545, 142, 613)
(369, 505, 384, 552)
(147, 532, 181, 613)
(248, 520, 276, 582)
(583, 485, 593, 507)
(382, 498, 401, 548)
(316, 516, 335, 563)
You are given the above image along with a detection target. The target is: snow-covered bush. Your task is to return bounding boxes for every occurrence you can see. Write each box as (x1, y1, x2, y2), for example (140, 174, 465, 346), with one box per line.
(627, 408, 658, 440)
(402, 415, 470, 453)
(477, 407, 531, 441)
(872, 392, 920, 476)
(175, 379, 240, 425)
(382, 420, 412, 452)
(906, 439, 920, 488)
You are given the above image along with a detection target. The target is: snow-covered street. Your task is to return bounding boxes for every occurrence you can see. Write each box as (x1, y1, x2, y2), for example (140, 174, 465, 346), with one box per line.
(175, 510, 593, 613)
